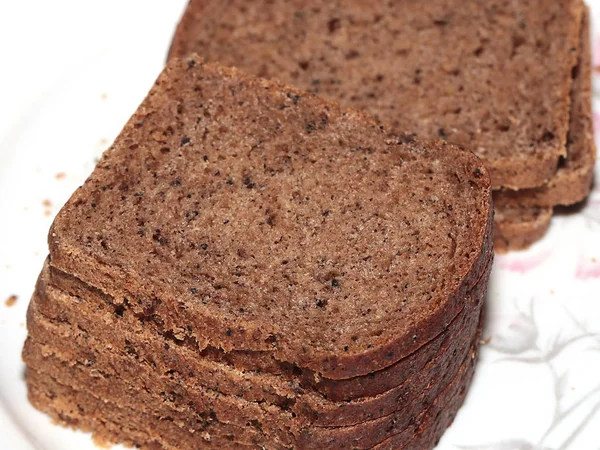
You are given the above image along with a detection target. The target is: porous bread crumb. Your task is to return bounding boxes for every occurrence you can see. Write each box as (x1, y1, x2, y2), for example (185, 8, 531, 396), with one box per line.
(5, 295, 17, 307)
(169, 0, 584, 190)
(479, 336, 492, 345)
(91, 433, 111, 448)
(48, 57, 493, 378)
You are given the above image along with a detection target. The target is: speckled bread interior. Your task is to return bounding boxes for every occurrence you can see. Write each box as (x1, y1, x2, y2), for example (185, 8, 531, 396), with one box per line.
(24, 57, 493, 449)
(168, 0, 594, 252)
(493, 8, 593, 252)
(169, 0, 584, 191)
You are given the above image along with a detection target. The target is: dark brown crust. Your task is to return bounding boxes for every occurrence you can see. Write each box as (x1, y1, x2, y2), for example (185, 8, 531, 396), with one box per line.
(25, 287, 296, 441)
(23, 320, 479, 449)
(372, 348, 476, 450)
(169, 0, 584, 190)
(493, 207, 553, 253)
(24, 341, 284, 447)
(26, 258, 489, 431)
(47, 57, 493, 379)
(26, 340, 476, 450)
(45, 257, 489, 404)
(25, 303, 481, 450)
(494, 7, 595, 208)
(298, 319, 482, 449)
(26, 370, 262, 449)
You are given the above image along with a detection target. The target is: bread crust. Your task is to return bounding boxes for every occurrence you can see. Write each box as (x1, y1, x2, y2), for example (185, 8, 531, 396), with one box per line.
(44, 258, 488, 403)
(494, 207, 553, 253)
(26, 342, 476, 450)
(169, 0, 584, 190)
(47, 58, 493, 379)
(24, 322, 481, 450)
(27, 256, 490, 430)
(494, 7, 594, 208)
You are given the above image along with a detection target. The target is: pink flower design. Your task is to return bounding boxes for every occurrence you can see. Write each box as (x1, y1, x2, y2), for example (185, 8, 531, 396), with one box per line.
(496, 249, 553, 274)
(575, 254, 600, 280)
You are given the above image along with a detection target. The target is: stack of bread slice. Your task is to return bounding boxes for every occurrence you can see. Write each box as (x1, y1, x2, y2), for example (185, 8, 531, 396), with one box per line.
(494, 8, 594, 250)
(24, 59, 493, 449)
(168, 0, 596, 252)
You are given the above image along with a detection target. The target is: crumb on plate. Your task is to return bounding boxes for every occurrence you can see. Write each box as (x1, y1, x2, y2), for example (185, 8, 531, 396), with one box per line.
(5, 295, 17, 307)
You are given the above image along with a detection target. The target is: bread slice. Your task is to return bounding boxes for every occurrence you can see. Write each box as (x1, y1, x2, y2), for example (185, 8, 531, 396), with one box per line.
(494, 6, 594, 208)
(47, 57, 492, 379)
(25, 272, 485, 448)
(27, 258, 488, 429)
(494, 206, 553, 253)
(24, 327, 479, 449)
(25, 268, 484, 449)
(26, 343, 476, 450)
(26, 370, 262, 449)
(44, 259, 486, 403)
(168, 0, 584, 190)
(369, 346, 477, 450)
(26, 56, 492, 449)
(492, 9, 591, 252)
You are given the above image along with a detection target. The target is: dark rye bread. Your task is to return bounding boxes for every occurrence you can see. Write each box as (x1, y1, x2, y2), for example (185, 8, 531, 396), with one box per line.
(26, 342, 476, 450)
(493, 10, 592, 252)
(25, 270, 485, 435)
(494, 7, 594, 208)
(168, 0, 584, 190)
(26, 261, 487, 430)
(368, 343, 477, 450)
(494, 207, 552, 253)
(25, 294, 475, 434)
(371, 354, 473, 450)
(48, 57, 492, 379)
(24, 342, 277, 448)
(26, 371, 260, 449)
(25, 284, 482, 450)
(23, 325, 480, 449)
(44, 257, 490, 403)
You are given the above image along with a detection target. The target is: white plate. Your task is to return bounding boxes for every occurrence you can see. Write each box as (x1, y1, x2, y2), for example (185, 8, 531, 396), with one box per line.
(1, 1, 600, 449)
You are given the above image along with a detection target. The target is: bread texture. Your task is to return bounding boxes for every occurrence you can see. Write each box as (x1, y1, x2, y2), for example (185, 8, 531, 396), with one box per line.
(39, 261, 484, 409)
(28, 258, 488, 430)
(24, 57, 493, 449)
(492, 7, 593, 252)
(25, 277, 483, 450)
(26, 348, 476, 450)
(494, 207, 553, 253)
(494, 6, 594, 208)
(169, 0, 584, 190)
(169, 0, 596, 252)
(47, 57, 493, 378)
